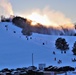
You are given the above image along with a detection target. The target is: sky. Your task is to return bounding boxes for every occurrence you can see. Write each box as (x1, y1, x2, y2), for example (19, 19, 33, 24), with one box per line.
(0, 0, 76, 23)
(10, 0, 76, 23)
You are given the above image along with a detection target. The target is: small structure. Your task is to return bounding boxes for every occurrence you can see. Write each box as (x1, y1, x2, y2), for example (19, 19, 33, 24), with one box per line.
(39, 64, 46, 70)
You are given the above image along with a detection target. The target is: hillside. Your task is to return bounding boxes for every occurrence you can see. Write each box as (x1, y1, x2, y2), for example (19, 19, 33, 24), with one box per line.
(0, 22, 76, 70)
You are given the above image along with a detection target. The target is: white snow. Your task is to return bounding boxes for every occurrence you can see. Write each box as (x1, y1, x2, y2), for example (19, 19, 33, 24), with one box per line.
(0, 22, 76, 72)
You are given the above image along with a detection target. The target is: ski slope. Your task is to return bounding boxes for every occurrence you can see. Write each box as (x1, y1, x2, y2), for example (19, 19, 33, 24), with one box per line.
(0, 22, 76, 70)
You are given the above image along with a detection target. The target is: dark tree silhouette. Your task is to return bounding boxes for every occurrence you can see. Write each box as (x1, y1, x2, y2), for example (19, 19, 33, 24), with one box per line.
(72, 41, 76, 55)
(55, 37, 69, 51)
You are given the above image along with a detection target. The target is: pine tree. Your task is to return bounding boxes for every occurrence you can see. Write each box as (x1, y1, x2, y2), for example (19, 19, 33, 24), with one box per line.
(72, 41, 76, 55)
(55, 37, 69, 51)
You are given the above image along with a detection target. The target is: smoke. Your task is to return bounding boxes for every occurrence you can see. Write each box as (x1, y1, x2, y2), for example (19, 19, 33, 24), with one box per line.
(0, 0, 14, 16)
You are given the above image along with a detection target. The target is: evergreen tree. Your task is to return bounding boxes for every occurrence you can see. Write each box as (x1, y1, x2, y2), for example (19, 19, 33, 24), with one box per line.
(72, 41, 76, 55)
(55, 37, 69, 51)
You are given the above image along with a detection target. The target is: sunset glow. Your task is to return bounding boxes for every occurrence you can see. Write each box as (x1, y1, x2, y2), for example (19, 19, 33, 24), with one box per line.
(26, 12, 58, 27)
(21, 8, 74, 30)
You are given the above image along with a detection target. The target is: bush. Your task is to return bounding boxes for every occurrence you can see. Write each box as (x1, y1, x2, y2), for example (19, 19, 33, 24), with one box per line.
(21, 28, 32, 36)
(55, 37, 69, 51)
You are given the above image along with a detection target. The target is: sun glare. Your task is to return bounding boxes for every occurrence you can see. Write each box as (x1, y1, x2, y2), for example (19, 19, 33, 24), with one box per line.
(26, 12, 58, 27)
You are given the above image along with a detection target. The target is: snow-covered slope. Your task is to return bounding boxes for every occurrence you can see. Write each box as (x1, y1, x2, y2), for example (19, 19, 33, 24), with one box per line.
(0, 22, 76, 69)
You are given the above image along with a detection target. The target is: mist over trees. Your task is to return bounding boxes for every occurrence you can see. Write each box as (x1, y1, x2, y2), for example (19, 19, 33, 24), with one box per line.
(12, 16, 76, 36)
(1, 15, 75, 36)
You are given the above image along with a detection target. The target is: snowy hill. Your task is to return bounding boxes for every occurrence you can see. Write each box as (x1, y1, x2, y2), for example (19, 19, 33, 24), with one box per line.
(0, 22, 76, 70)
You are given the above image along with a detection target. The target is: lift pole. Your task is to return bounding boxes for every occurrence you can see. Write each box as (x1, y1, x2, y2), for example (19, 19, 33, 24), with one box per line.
(32, 53, 34, 66)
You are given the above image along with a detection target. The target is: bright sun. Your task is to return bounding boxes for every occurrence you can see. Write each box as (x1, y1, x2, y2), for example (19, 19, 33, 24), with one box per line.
(26, 12, 58, 27)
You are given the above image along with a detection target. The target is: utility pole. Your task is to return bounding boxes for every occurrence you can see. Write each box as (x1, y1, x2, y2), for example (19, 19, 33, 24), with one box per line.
(32, 53, 34, 66)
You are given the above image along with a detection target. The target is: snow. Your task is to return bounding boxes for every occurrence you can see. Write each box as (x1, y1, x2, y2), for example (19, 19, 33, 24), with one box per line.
(0, 22, 76, 71)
